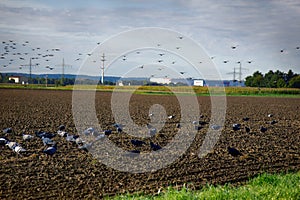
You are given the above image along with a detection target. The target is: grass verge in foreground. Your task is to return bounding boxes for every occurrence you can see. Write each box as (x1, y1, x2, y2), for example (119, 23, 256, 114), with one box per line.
(111, 171, 300, 200)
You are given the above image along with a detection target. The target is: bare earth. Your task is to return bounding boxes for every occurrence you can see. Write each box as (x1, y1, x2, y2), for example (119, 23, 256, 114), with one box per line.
(0, 89, 299, 199)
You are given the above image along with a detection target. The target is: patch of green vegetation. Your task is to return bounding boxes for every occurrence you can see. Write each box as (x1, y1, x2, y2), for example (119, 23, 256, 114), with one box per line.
(110, 171, 300, 200)
(1, 84, 299, 97)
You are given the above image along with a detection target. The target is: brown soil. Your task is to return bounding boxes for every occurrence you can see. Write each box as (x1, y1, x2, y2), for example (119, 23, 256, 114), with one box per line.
(0, 89, 299, 199)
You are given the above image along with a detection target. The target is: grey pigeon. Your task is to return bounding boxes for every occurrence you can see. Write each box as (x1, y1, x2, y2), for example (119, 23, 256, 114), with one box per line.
(22, 134, 34, 141)
(41, 137, 55, 146)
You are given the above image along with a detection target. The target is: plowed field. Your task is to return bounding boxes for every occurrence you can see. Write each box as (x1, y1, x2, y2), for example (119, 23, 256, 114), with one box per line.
(0, 89, 299, 199)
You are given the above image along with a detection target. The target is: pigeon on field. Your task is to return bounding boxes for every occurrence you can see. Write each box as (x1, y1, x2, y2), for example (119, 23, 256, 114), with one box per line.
(168, 115, 175, 119)
(210, 125, 221, 130)
(192, 121, 198, 125)
(0, 137, 8, 147)
(242, 117, 250, 121)
(176, 123, 181, 128)
(245, 127, 250, 133)
(267, 114, 273, 117)
(41, 137, 55, 146)
(103, 130, 112, 136)
(232, 124, 241, 131)
(150, 142, 161, 151)
(116, 127, 123, 133)
(14, 146, 26, 154)
(43, 144, 57, 156)
(22, 134, 34, 141)
(6, 141, 18, 150)
(270, 120, 278, 125)
(35, 131, 56, 139)
(3, 127, 12, 134)
(113, 123, 123, 128)
(199, 121, 208, 126)
(260, 126, 268, 133)
(227, 147, 243, 157)
(83, 127, 95, 136)
(75, 137, 84, 145)
(58, 125, 65, 131)
(66, 134, 79, 143)
(131, 139, 146, 147)
(148, 128, 157, 136)
(57, 130, 67, 137)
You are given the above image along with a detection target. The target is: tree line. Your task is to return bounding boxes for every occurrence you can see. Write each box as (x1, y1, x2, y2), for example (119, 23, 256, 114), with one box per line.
(0, 73, 116, 86)
(245, 69, 300, 88)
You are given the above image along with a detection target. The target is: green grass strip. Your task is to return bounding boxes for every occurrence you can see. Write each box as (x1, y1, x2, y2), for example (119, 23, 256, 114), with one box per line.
(111, 171, 300, 200)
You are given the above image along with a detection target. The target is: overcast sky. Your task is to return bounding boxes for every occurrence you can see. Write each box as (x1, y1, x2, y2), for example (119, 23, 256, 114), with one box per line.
(0, 0, 299, 80)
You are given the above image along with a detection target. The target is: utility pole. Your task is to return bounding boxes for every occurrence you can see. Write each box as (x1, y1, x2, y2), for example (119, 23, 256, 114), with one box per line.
(56, 58, 71, 86)
(226, 68, 238, 82)
(236, 61, 249, 83)
(21, 58, 38, 84)
(100, 53, 106, 85)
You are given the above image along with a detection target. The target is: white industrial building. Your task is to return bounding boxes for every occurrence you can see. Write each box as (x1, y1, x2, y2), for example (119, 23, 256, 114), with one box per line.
(150, 77, 171, 85)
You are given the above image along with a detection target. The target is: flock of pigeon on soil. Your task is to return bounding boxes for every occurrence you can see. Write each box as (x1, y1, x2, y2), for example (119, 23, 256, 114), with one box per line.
(0, 113, 277, 158)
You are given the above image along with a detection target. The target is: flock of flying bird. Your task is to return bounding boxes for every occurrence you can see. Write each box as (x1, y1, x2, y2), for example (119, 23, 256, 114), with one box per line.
(1, 36, 299, 79)
(0, 112, 277, 158)
(0, 40, 61, 71)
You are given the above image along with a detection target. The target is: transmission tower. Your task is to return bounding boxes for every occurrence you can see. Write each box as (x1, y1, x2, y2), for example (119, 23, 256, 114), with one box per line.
(236, 61, 249, 83)
(20, 58, 38, 84)
(226, 67, 238, 83)
(55, 58, 71, 85)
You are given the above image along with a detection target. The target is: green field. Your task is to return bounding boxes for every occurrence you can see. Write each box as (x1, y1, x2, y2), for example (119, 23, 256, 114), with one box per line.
(1, 84, 299, 97)
(111, 171, 300, 200)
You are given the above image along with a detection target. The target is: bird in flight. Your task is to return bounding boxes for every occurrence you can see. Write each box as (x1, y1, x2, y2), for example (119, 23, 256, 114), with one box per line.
(223, 60, 229, 63)
(231, 45, 239, 49)
(178, 36, 183, 39)
(158, 53, 164, 56)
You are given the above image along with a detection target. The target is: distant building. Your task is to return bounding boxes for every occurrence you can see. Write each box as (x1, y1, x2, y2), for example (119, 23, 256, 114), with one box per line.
(8, 76, 28, 84)
(193, 79, 204, 86)
(150, 77, 171, 85)
(170, 78, 193, 86)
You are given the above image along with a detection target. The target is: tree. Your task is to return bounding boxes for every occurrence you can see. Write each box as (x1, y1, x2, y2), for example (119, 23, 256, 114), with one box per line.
(249, 71, 264, 87)
(288, 75, 300, 88)
(276, 78, 286, 88)
(245, 76, 254, 87)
